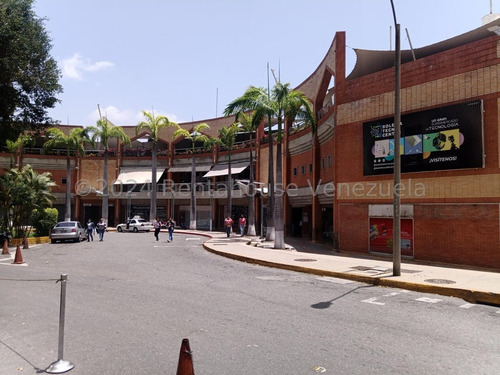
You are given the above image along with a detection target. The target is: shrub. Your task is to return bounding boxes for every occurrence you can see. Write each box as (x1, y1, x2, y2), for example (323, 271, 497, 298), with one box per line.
(31, 208, 59, 236)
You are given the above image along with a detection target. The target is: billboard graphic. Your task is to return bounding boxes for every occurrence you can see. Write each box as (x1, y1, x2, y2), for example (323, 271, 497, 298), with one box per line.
(363, 100, 484, 175)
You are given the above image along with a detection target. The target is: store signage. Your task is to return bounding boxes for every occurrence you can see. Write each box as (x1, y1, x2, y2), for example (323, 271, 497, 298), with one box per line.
(363, 100, 484, 175)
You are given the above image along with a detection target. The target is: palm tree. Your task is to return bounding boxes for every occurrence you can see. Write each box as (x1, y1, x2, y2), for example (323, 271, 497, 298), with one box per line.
(211, 122, 239, 219)
(86, 118, 131, 224)
(136, 110, 177, 222)
(228, 111, 259, 236)
(43, 127, 91, 221)
(173, 123, 210, 230)
(271, 82, 316, 248)
(224, 86, 275, 240)
(225, 83, 316, 248)
(6, 133, 35, 169)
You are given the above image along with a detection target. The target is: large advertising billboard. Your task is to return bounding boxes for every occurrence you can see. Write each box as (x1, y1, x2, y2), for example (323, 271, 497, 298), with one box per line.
(363, 100, 484, 175)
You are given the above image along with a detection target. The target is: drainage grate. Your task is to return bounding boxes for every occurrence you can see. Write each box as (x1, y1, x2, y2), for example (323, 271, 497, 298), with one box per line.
(424, 279, 456, 284)
(294, 258, 317, 262)
(351, 266, 372, 271)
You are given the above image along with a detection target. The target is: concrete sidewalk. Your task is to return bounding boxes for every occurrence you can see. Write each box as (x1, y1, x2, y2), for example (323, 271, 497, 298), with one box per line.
(179, 230, 500, 307)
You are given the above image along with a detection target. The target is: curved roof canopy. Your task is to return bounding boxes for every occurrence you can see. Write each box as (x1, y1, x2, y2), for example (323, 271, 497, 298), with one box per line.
(347, 18, 500, 80)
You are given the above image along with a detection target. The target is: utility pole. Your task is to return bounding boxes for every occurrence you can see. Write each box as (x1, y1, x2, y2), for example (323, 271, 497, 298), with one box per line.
(390, 0, 401, 276)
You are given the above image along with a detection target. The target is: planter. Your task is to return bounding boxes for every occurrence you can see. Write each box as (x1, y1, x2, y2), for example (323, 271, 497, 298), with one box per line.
(11, 236, 50, 246)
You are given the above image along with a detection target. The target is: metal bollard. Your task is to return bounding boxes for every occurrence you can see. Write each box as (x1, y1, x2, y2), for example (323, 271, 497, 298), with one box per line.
(46, 274, 75, 374)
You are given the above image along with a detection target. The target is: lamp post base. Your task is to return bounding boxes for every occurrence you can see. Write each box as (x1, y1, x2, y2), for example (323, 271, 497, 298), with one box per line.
(45, 359, 75, 374)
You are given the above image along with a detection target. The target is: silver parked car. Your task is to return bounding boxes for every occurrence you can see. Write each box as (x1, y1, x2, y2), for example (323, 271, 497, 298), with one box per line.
(50, 221, 86, 243)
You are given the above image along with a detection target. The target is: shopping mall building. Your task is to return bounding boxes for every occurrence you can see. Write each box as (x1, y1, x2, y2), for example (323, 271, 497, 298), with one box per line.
(1, 19, 499, 269)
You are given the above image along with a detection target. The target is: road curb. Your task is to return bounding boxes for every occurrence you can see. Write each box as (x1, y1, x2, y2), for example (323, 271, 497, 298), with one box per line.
(202, 242, 500, 307)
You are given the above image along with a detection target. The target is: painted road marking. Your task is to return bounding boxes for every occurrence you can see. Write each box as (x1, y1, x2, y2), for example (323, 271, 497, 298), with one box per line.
(362, 297, 385, 305)
(383, 290, 410, 297)
(459, 303, 476, 309)
(316, 276, 354, 284)
(415, 297, 442, 303)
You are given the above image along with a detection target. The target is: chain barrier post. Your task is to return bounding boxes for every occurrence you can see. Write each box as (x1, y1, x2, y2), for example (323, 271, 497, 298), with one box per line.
(46, 274, 75, 373)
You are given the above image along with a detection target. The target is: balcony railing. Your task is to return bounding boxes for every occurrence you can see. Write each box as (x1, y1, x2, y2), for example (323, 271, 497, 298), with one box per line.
(174, 147, 208, 156)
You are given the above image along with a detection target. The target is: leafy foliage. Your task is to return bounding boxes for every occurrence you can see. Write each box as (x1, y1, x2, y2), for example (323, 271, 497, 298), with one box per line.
(173, 123, 210, 229)
(0, 165, 56, 238)
(31, 207, 58, 236)
(43, 127, 91, 220)
(136, 111, 177, 220)
(0, 0, 62, 144)
(86, 118, 130, 222)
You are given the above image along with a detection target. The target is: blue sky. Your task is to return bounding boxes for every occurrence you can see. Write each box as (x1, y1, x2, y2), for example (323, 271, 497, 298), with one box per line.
(33, 0, 495, 126)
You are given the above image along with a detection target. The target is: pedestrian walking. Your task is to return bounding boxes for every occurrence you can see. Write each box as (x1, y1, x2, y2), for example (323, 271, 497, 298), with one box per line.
(153, 218, 161, 242)
(167, 217, 175, 242)
(96, 218, 106, 241)
(224, 216, 233, 238)
(86, 218, 95, 241)
(238, 214, 246, 237)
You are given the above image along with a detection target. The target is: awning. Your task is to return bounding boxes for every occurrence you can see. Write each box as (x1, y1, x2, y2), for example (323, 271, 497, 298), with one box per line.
(168, 164, 212, 173)
(203, 162, 249, 178)
(113, 169, 165, 185)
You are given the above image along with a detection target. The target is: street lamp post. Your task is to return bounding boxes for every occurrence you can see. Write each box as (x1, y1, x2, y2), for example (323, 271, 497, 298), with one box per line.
(390, 0, 402, 276)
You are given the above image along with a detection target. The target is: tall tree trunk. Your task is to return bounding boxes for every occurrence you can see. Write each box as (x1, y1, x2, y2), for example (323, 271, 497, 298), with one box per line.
(266, 116, 275, 241)
(246, 137, 256, 236)
(150, 142, 157, 222)
(64, 155, 71, 221)
(190, 153, 196, 229)
(102, 150, 109, 224)
(274, 129, 284, 249)
(227, 152, 232, 219)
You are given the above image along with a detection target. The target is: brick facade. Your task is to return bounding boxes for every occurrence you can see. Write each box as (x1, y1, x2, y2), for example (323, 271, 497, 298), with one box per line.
(2, 22, 499, 269)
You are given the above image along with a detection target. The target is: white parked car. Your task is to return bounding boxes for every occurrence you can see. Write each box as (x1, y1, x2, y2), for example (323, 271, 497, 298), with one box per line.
(116, 218, 154, 233)
(50, 221, 86, 243)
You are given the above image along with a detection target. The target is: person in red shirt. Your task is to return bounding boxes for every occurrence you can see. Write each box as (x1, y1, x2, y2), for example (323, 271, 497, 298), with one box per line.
(224, 216, 233, 238)
(238, 214, 246, 237)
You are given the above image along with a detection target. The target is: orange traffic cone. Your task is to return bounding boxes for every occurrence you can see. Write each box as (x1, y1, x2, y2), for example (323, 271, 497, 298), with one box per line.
(12, 244, 24, 264)
(176, 338, 195, 375)
(2, 239, 9, 255)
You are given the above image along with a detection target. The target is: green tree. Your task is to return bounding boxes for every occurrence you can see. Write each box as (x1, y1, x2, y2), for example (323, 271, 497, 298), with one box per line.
(223, 112, 260, 236)
(270, 82, 316, 248)
(136, 110, 177, 222)
(31, 207, 58, 236)
(86, 118, 131, 224)
(43, 127, 91, 221)
(0, 165, 55, 239)
(5, 133, 35, 168)
(225, 83, 315, 248)
(224, 86, 275, 240)
(173, 123, 210, 230)
(209, 122, 239, 220)
(0, 0, 62, 144)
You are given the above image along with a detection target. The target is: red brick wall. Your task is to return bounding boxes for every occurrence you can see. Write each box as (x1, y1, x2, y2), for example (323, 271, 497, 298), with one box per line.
(339, 203, 368, 252)
(414, 204, 500, 269)
(319, 136, 334, 181)
(335, 123, 365, 182)
(289, 151, 313, 186)
(344, 36, 500, 103)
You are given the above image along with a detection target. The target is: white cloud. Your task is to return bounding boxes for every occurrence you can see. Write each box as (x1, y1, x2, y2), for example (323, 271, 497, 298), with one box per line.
(62, 53, 114, 80)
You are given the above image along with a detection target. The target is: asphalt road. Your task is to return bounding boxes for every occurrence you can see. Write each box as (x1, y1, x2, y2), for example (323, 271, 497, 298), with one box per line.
(1, 231, 499, 374)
